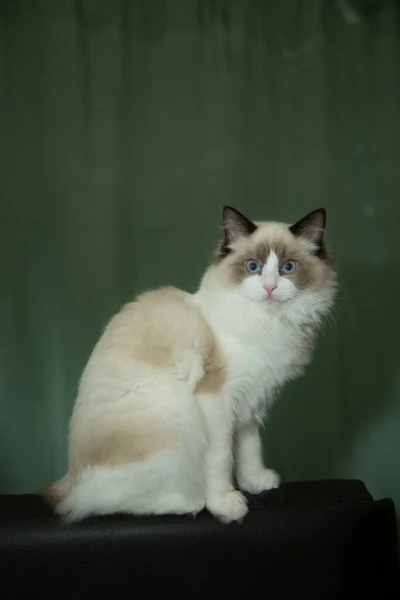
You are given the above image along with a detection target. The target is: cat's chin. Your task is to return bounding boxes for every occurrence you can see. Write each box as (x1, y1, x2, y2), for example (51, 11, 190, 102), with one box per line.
(261, 295, 294, 305)
(265, 295, 288, 303)
(242, 290, 297, 305)
(270, 297, 295, 305)
(245, 297, 289, 307)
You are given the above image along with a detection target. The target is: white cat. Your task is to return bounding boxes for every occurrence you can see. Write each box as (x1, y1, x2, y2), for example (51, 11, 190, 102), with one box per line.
(40, 206, 337, 524)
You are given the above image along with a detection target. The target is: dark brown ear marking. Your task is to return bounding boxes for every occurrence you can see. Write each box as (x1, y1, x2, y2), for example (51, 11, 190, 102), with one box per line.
(218, 206, 258, 259)
(289, 208, 327, 258)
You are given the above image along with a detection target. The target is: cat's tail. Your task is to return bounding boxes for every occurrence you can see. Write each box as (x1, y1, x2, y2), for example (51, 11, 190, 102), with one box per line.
(36, 475, 71, 509)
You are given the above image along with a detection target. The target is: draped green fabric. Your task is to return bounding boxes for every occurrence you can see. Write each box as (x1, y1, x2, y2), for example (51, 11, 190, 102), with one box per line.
(1, 0, 399, 518)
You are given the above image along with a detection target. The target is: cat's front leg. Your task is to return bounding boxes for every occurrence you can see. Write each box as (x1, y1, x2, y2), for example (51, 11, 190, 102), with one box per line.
(198, 394, 248, 524)
(235, 421, 280, 495)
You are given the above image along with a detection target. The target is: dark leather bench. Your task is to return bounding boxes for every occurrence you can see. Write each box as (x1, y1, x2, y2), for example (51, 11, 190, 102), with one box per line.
(0, 479, 398, 599)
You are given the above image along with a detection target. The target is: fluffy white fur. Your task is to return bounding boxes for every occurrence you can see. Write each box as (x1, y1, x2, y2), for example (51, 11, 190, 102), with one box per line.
(41, 207, 337, 524)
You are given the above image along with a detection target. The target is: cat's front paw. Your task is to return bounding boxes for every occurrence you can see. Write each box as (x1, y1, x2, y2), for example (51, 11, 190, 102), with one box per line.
(238, 468, 280, 495)
(174, 351, 205, 391)
(206, 490, 248, 524)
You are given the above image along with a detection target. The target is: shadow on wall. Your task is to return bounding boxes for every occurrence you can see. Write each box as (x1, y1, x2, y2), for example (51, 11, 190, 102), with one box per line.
(264, 261, 400, 508)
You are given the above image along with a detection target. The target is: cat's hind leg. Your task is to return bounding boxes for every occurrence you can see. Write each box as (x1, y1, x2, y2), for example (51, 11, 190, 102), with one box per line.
(56, 454, 206, 523)
(57, 380, 207, 523)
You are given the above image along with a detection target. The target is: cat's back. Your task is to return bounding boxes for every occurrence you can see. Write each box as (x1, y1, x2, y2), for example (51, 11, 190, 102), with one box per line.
(82, 286, 213, 380)
(113, 286, 194, 341)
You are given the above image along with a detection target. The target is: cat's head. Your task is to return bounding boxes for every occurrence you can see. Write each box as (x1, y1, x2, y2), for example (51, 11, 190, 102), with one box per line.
(204, 206, 337, 324)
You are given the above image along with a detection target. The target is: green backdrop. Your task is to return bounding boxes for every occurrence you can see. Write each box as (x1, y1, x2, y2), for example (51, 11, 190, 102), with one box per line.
(1, 0, 399, 518)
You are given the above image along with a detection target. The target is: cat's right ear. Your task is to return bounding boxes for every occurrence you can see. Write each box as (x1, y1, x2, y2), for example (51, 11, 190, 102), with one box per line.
(222, 206, 257, 250)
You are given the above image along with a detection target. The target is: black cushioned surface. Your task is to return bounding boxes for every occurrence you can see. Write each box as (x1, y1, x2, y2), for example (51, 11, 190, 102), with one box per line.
(0, 480, 398, 599)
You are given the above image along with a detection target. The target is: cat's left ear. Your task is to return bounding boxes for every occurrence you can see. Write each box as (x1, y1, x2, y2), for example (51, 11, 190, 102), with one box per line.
(222, 206, 257, 247)
(289, 208, 326, 251)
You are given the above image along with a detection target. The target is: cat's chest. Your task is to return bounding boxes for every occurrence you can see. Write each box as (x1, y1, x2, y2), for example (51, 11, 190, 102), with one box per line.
(218, 326, 313, 423)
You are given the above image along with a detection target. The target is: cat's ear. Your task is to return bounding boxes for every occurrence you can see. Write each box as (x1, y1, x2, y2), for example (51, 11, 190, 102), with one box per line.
(289, 208, 326, 251)
(222, 206, 257, 249)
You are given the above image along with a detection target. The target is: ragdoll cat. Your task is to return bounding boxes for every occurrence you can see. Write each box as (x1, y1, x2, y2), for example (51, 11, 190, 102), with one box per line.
(40, 206, 337, 524)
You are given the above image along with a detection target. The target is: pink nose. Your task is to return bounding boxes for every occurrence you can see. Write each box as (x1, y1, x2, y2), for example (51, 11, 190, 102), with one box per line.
(264, 284, 277, 297)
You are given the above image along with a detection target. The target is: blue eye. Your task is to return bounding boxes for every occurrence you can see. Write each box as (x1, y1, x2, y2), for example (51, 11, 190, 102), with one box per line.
(281, 260, 297, 274)
(246, 260, 261, 274)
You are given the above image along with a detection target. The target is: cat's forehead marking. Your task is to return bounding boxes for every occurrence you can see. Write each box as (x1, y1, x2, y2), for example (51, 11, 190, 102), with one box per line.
(253, 239, 298, 264)
(237, 227, 306, 267)
(264, 251, 279, 277)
